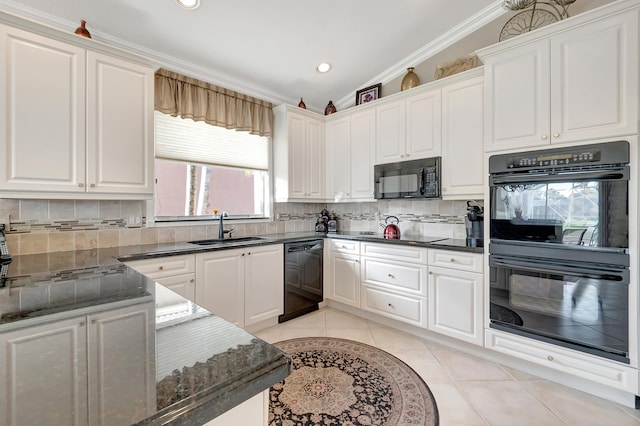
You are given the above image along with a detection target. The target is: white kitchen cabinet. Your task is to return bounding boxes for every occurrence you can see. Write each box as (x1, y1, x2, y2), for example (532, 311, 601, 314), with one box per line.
(125, 254, 196, 301)
(244, 244, 284, 326)
(325, 239, 361, 307)
(204, 390, 268, 426)
(360, 242, 428, 327)
(481, 8, 638, 152)
(441, 76, 484, 199)
(274, 105, 325, 202)
(196, 248, 245, 327)
(326, 108, 376, 201)
(0, 302, 155, 426)
(0, 24, 154, 198)
(427, 250, 483, 345)
(376, 88, 441, 165)
(196, 245, 283, 328)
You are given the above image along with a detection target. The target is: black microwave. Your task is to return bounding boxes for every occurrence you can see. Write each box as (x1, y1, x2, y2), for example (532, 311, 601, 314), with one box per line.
(374, 157, 441, 199)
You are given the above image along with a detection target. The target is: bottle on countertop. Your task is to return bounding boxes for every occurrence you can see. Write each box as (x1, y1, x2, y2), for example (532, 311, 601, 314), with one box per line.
(327, 213, 337, 233)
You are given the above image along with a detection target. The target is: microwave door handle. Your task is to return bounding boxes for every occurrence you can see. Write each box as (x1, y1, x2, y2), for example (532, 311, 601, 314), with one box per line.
(491, 258, 628, 282)
(419, 168, 424, 195)
(491, 169, 628, 186)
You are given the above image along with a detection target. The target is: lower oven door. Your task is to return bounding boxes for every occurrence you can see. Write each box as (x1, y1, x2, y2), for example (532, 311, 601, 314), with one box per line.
(489, 254, 630, 363)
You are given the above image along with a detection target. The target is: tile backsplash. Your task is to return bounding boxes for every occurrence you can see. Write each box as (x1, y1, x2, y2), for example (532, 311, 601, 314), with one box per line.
(0, 198, 481, 255)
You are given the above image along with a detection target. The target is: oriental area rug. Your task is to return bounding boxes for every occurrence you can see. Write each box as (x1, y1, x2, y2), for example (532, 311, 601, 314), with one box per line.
(269, 337, 439, 425)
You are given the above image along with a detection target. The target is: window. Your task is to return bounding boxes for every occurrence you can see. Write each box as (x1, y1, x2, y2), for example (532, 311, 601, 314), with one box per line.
(154, 111, 270, 221)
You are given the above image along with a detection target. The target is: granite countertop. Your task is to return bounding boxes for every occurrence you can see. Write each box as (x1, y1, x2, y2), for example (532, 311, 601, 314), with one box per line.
(0, 231, 481, 424)
(0, 250, 291, 425)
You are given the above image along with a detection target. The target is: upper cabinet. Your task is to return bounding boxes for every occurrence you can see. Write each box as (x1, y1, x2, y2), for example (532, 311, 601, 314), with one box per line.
(480, 6, 638, 152)
(375, 88, 441, 164)
(441, 76, 484, 199)
(273, 105, 326, 202)
(0, 24, 154, 198)
(326, 107, 376, 202)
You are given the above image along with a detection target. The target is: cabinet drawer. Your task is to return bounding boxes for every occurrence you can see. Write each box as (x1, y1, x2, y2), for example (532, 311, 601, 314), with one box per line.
(361, 242, 427, 263)
(125, 254, 195, 279)
(361, 285, 426, 328)
(486, 330, 638, 393)
(428, 249, 483, 273)
(329, 239, 360, 255)
(361, 257, 426, 296)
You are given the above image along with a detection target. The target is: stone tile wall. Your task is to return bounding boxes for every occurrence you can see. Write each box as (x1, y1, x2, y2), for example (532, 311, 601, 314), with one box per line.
(0, 198, 481, 255)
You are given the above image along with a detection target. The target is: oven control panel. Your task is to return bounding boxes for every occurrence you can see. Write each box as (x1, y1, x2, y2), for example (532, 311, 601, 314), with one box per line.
(507, 149, 601, 168)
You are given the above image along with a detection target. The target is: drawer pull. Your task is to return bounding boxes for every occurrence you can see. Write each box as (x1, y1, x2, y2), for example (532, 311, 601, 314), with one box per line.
(388, 273, 395, 279)
(547, 355, 554, 361)
(158, 266, 164, 271)
(387, 303, 394, 309)
(79, 322, 86, 327)
(190, 279, 195, 283)
(91, 320, 97, 325)
(450, 258, 455, 262)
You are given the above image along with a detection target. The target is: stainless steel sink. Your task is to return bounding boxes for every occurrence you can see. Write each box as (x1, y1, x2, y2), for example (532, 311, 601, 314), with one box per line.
(188, 236, 267, 245)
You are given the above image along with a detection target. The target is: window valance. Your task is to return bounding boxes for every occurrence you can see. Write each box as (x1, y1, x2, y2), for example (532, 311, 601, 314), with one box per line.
(154, 68, 273, 137)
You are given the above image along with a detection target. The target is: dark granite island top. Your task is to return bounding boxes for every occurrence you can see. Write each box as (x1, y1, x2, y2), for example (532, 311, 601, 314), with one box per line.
(0, 250, 291, 426)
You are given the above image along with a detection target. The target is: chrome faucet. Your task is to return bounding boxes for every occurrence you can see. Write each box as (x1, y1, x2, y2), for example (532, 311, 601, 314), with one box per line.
(218, 212, 228, 239)
(217, 211, 234, 240)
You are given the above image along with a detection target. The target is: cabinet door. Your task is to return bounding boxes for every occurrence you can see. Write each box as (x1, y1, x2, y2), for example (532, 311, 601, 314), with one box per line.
(196, 249, 245, 327)
(86, 52, 153, 195)
(306, 117, 325, 199)
(87, 302, 155, 426)
(287, 113, 307, 199)
(350, 109, 376, 199)
(484, 40, 550, 152)
(406, 89, 441, 159)
(327, 253, 360, 307)
(325, 117, 351, 200)
(428, 266, 483, 345)
(441, 76, 484, 199)
(0, 317, 88, 426)
(550, 10, 638, 144)
(376, 100, 406, 164)
(0, 25, 86, 193)
(245, 245, 284, 326)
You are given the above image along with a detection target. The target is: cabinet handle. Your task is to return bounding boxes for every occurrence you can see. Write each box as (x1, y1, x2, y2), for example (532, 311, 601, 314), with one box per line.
(78, 183, 85, 188)
(89, 183, 95, 188)
(355, 259, 360, 263)
(429, 271, 433, 275)
(388, 273, 395, 279)
(387, 303, 394, 309)
(450, 258, 456, 263)
(158, 266, 164, 271)
(91, 320, 97, 325)
(405, 153, 410, 157)
(547, 355, 554, 361)
(541, 134, 548, 140)
(400, 154, 405, 158)
(242, 253, 245, 256)
(247, 252, 251, 255)
(79, 321, 86, 327)
(553, 132, 560, 138)
(190, 279, 195, 283)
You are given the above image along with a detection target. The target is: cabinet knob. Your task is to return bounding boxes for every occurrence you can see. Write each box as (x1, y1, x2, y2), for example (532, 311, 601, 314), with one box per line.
(387, 303, 394, 309)
(91, 320, 97, 325)
(79, 321, 86, 327)
(405, 153, 410, 157)
(547, 355, 554, 361)
(541, 134, 548, 140)
(90, 183, 95, 188)
(242, 253, 245, 256)
(429, 271, 433, 275)
(158, 266, 164, 271)
(388, 273, 395, 279)
(247, 252, 251, 255)
(400, 154, 405, 158)
(78, 183, 84, 188)
(190, 279, 194, 283)
(553, 132, 560, 138)
(450, 258, 456, 262)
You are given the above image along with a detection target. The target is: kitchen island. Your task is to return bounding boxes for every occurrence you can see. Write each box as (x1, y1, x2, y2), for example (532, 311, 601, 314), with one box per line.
(0, 249, 291, 426)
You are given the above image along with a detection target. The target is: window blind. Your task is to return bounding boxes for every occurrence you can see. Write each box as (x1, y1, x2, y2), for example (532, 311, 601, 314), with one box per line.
(154, 111, 269, 170)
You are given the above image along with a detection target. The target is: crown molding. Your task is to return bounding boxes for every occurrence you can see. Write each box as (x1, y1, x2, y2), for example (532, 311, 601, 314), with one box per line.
(334, 0, 506, 110)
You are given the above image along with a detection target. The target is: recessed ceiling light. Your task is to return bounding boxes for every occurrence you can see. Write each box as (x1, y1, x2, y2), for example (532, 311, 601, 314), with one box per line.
(317, 63, 332, 73)
(176, 0, 200, 9)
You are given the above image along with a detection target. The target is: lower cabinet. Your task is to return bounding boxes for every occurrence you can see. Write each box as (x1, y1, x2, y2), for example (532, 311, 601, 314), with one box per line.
(427, 250, 484, 345)
(327, 252, 360, 307)
(0, 302, 155, 426)
(125, 254, 196, 301)
(204, 390, 268, 426)
(196, 245, 284, 328)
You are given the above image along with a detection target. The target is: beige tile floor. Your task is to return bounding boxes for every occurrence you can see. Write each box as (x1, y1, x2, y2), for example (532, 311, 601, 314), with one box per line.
(254, 307, 640, 426)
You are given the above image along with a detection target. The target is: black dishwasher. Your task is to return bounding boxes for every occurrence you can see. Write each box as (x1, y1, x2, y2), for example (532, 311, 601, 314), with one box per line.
(278, 239, 324, 323)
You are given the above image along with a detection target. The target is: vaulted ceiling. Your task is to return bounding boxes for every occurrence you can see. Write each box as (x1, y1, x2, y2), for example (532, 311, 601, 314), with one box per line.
(0, 0, 505, 112)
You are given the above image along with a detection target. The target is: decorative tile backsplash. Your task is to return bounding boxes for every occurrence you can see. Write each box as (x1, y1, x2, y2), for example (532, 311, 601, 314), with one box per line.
(0, 198, 481, 255)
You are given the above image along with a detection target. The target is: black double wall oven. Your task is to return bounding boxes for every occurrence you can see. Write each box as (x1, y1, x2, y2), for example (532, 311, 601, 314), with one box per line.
(488, 141, 630, 363)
